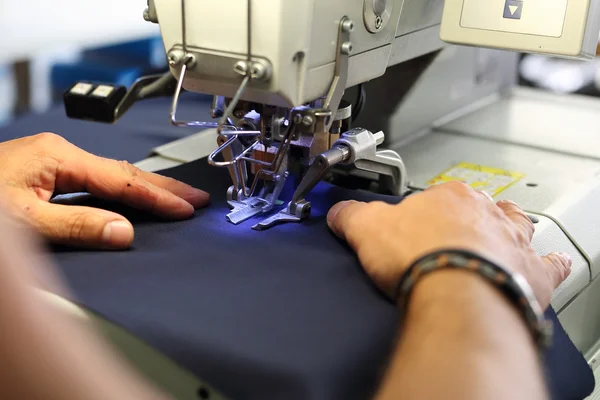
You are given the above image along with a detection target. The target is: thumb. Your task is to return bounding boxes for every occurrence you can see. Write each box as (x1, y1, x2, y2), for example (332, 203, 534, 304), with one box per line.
(327, 200, 365, 241)
(30, 202, 134, 249)
(541, 252, 573, 289)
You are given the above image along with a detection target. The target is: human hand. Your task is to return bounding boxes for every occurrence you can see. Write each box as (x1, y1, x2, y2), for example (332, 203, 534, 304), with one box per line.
(0, 191, 171, 400)
(0, 133, 209, 249)
(327, 181, 571, 308)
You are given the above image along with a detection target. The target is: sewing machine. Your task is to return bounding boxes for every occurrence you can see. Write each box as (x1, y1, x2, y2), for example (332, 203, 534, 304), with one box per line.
(64, 0, 600, 231)
(59, 0, 600, 398)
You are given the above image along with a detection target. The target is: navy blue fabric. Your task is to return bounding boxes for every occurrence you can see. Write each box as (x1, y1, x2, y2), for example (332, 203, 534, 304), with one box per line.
(1, 93, 211, 162)
(545, 314, 595, 400)
(51, 158, 594, 400)
(0, 103, 594, 399)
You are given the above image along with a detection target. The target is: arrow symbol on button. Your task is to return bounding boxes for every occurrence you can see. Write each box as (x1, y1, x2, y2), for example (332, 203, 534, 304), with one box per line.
(508, 5, 519, 15)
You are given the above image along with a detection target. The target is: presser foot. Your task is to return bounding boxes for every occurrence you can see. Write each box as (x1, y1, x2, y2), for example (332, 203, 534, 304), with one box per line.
(252, 200, 311, 231)
(226, 168, 288, 225)
(226, 198, 275, 225)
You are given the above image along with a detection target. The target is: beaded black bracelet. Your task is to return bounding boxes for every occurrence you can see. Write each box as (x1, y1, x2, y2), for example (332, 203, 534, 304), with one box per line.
(393, 249, 553, 352)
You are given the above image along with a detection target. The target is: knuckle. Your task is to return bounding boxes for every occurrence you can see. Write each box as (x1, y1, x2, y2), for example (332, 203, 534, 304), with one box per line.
(487, 202, 505, 218)
(546, 253, 570, 279)
(562, 264, 572, 279)
(136, 183, 160, 213)
(552, 254, 569, 269)
(147, 191, 160, 213)
(514, 228, 528, 245)
(519, 211, 534, 226)
(34, 132, 66, 146)
(67, 212, 94, 241)
(366, 201, 391, 214)
(506, 205, 527, 218)
(497, 200, 522, 213)
(545, 253, 559, 267)
(552, 259, 569, 281)
(117, 160, 141, 177)
(444, 180, 472, 193)
(512, 210, 534, 231)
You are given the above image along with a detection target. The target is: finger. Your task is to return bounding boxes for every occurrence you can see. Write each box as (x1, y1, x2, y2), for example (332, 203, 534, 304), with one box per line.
(136, 171, 210, 209)
(327, 200, 365, 240)
(425, 180, 472, 193)
(56, 153, 199, 219)
(497, 200, 535, 241)
(541, 252, 573, 289)
(30, 202, 135, 249)
(479, 191, 494, 202)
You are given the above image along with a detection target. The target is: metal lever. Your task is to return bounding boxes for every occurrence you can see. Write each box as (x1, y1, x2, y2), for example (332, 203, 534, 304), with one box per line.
(289, 146, 350, 216)
(252, 146, 350, 231)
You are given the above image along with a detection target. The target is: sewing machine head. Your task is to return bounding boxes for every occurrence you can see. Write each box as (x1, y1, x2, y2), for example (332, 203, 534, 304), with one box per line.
(65, 0, 600, 230)
(143, 0, 419, 230)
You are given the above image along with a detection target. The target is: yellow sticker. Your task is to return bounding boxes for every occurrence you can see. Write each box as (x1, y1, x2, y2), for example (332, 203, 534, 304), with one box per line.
(428, 162, 524, 197)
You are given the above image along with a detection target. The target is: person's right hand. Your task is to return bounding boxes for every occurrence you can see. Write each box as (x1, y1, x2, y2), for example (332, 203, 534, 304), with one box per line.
(0, 133, 210, 250)
(327, 181, 572, 308)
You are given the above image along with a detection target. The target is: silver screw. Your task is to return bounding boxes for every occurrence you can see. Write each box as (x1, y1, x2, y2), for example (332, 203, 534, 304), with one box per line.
(342, 19, 355, 33)
(302, 116, 315, 126)
(234, 61, 249, 76)
(341, 42, 354, 55)
(143, 8, 151, 21)
(375, 16, 383, 30)
(167, 51, 180, 66)
(293, 114, 303, 125)
(250, 63, 268, 80)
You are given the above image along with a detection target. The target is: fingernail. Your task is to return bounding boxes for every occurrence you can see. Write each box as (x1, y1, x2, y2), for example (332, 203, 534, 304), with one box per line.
(558, 252, 573, 267)
(102, 221, 134, 248)
(186, 189, 210, 209)
(559, 252, 573, 266)
(327, 201, 354, 228)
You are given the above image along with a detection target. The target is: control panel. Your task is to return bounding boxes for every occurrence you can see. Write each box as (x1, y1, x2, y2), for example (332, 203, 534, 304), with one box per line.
(440, 0, 600, 59)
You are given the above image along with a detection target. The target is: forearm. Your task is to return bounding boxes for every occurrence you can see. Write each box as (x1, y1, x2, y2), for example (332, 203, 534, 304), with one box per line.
(0, 215, 169, 400)
(0, 284, 171, 400)
(376, 270, 548, 400)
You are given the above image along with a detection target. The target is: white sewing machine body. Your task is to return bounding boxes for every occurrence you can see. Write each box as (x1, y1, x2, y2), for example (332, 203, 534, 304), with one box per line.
(59, 0, 600, 397)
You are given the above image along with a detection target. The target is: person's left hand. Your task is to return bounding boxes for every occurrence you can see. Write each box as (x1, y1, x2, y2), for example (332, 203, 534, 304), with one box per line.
(0, 133, 209, 249)
(326, 182, 570, 309)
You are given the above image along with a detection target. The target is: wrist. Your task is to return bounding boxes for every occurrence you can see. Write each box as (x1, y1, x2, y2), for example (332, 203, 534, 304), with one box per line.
(409, 269, 518, 322)
(411, 269, 503, 310)
(395, 250, 552, 351)
(406, 269, 534, 348)
(378, 268, 548, 400)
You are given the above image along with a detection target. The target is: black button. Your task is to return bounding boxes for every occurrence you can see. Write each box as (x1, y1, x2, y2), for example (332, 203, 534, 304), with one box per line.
(504, 0, 523, 19)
